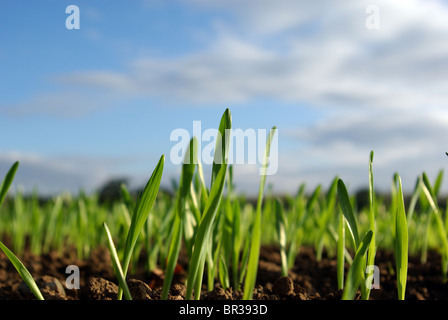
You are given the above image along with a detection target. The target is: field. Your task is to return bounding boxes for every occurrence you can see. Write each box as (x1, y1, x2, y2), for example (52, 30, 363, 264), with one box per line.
(1, 109, 448, 301)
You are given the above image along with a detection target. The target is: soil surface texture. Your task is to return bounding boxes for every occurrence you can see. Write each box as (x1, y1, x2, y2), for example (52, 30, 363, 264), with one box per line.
(1, 244, 447, 300)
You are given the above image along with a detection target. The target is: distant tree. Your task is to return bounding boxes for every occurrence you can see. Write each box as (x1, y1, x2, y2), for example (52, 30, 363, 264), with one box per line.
(355, 188, 370, 212)
(98, 177, 128, 204)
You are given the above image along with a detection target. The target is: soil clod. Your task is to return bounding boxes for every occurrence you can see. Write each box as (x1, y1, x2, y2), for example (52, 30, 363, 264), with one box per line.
(127, 278, 153, 300)
(84, 277, 118, 300)
(272, 276, 294, 296)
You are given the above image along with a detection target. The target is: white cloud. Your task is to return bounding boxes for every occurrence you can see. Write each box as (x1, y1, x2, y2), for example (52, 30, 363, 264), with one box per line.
(281, 109, 448, 193)
(3, 0, 446, 118)
(0, 151, 111, 195)
(37, 0, 448, 114)
(4, 0, 448, 195)
(3, 91, 121, 118)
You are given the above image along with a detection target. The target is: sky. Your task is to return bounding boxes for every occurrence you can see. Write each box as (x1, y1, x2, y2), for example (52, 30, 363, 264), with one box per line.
(1, 0, 448, 196)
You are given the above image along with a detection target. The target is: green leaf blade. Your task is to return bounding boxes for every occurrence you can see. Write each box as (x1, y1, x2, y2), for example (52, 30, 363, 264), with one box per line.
(162, 138, 197, 300)
(103, 222, 132, 300)
(342, 230, 373, 300)
(118, 154, 165, 299)
(421, 172, 448, 282)
(337, 179, 360, 250)
(337, 211, 345, 290)
(0, 241, 44, 300)
(243, 126, 277, 300)
(366, 150, 377, 298)
(185, 109, 231, 300)
(395, 175, 408, 300)
(0, 161, 19, 207)
(275, 197, 288, 277)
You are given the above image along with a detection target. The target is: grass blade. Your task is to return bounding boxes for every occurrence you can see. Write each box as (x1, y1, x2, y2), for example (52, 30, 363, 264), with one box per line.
(422, 172, 440, 211)
(274, 197, 288, 277)
(0, 161, 44, 300)
(187, 165, 226, 299)
(407, 176, 422, 229)
(0, 241, 44, 300)
(162, 138, 197, 300)
(243, 126, 277, 300)
(0, 161, 19, 207)
(232, 196, 242, 290)
(337, 179, 360, 250)
(421, 172, 448, 282)
(395, 175, 408, 300)
(366, 150, 377, 298)
(306, 184, 322, 214)
(103, 222, 132, 300)
(211, 109, 232, 187)
(337, 210, 345, 290)
(218, 254, 230, 290)
(118, 154, 165, 299)
(120, 183, 134, 212)
(185, 109, 231, 300)
(433, 169, 444, 198)
(342, 230, 373, 300)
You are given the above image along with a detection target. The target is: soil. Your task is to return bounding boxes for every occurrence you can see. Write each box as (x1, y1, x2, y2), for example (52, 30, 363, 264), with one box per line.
(1, 243, 447, 301)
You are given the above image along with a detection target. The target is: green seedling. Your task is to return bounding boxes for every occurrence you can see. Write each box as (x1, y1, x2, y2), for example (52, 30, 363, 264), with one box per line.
(275, 197, 288, 277)
(337, 208, 345, 290)
(231, 190, 243, 290)
(342, 230, 373, 300)
(0, 161, 19, 207)
(243, 126, 277, 300)
(337, 179, 361, 249)
(337, 178, 369, 299)
(421, 172, 448, 282)
(366, 150, 377, 299)
(103, 222, 132, 300)
(395, 175, 408, 300)
(312, 178, 338, 261)
(117, 154, 165, 299)
(185, 108, 231, 300)
(0, 241, 44, 300)
(3, 114, 448, 303)
(162, 137, 197, 300)
(0, 161, 44, 300)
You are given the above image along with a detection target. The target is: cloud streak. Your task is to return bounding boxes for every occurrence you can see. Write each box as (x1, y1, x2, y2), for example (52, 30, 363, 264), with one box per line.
(0, 151, 111, 195)
(37, 0, 448, 113)
(3, 0, 448, 195)
(281, 108, 448, 193)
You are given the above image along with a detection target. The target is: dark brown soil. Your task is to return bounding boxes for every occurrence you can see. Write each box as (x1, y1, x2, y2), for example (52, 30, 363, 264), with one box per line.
(1, 244, 447, 300)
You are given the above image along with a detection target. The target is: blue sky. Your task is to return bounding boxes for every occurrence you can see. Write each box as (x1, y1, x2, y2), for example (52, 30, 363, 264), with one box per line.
(2, 0, 448, 196)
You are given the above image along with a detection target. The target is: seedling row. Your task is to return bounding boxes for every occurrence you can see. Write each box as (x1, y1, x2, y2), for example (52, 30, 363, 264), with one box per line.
(1, 109, 448, 300)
